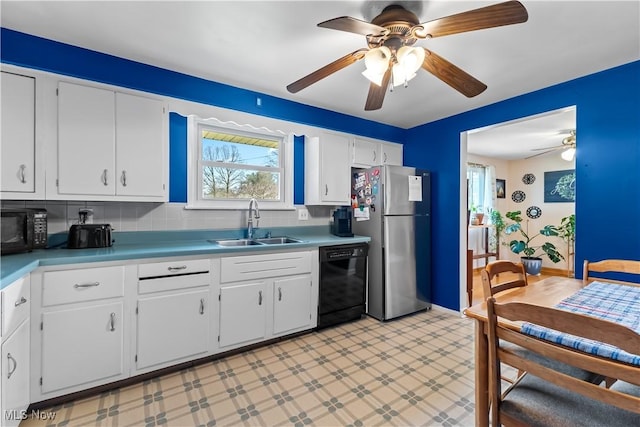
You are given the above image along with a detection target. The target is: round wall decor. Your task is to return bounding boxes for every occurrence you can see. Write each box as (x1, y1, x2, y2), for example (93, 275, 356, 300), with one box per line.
(511, 190, 526, 203)
(526, 206, 542, 219)
(522, 173, 536, 185)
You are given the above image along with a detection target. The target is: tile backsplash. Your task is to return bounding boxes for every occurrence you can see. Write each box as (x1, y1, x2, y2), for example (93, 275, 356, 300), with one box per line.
(1, 200, 333, 235)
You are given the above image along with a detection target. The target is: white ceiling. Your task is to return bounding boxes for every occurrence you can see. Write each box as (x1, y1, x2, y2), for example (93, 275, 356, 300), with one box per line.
(1, 1, 638, 156)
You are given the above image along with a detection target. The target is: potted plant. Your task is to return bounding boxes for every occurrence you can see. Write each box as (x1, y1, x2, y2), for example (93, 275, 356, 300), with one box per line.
(487, 208, 505, 256)
(557, 213, 576, 277)
(503, 210, 564, 275)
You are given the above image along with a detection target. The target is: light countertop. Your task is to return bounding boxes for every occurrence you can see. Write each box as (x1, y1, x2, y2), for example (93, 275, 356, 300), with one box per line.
(1, 226, 370, 289)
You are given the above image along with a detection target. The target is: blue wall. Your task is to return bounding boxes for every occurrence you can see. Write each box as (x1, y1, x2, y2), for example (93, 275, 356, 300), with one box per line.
(404, 61, 640, 309)
(3, 28, 639, 310)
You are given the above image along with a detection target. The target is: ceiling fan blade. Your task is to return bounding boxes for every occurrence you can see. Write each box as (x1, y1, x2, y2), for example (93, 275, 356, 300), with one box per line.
(318, 16, 388, 37)
(526, 149, 556, 159)
(421, 49, 487, 97)
(286, 49, 367, 93)
(364, 68, 391, 111)
(531, 145, 563, 151)
(416, 1, 528, 39)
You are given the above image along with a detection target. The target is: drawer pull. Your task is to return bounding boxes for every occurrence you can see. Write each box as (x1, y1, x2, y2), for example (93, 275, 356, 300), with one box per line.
(110, 312, 116, 331)
(15, 296, 28, 307)
(7, 353, 17, 379)
(278, 287, 282, 301)
(167, 265, 187, 272)
(199, 298, 205, 315)
(74, 282, 100, 289)
(258, 290, 263, 306)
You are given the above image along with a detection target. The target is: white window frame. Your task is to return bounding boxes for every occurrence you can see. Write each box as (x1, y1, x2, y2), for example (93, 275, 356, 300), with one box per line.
(186, 116, 294, 210)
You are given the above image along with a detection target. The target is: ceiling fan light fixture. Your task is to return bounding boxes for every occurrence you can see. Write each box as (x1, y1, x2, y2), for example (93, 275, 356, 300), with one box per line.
(391, 46, 424, 87)
(561, 147, 576, 161)
(362, 46, 391, 85)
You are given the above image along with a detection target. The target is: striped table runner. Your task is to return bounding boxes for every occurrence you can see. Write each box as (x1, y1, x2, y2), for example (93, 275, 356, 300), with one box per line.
(521, 280, 640, 366)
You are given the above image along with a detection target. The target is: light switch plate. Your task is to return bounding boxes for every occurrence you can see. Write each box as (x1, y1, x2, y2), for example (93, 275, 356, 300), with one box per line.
(298, 208, 309, 221)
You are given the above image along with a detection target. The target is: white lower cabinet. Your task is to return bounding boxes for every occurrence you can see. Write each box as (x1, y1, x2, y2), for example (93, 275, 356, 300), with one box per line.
(218, 250, 318, 350)
(136, 290, 210, 370)
(273, 275, 314, 335)
(22, 248, 321, 405)
(135, 258, 212, 372)
(1, 275, 31, 427)
(31, 264, 130, 401)
(41, 302, 125, 393)
(219, 281, 267, 348)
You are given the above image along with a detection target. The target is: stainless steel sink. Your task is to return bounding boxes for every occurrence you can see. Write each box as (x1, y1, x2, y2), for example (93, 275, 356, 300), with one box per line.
(213, 239, 265, 247)
(254, 236, 304, 245)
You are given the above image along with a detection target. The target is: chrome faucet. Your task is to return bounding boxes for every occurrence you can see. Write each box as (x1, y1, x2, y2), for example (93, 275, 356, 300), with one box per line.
(247, 198, 260, 239)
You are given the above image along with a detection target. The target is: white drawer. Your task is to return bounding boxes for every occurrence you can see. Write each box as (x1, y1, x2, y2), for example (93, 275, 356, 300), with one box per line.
(1, 275, 31, 338)
(221, 251, 312, 283)
(42, 266, 125, 307)
(138, 273, 210, 295)
(138, 259, 210, 279)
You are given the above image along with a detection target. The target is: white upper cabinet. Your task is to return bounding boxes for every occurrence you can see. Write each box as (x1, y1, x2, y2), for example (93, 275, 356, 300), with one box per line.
(305, 132, 351, 205)
(379, 141, 403, 165)
(115, 93, 165, 197)
(55, 81, 167, 201)
(352, 137, 379, 167)
(58, 82, 115, 196)
(1, 71, 39, 197)
(352, 137, 403, 167)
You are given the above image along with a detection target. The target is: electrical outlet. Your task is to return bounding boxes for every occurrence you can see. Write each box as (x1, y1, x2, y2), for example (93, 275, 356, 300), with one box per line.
(298, 208, 309, 221)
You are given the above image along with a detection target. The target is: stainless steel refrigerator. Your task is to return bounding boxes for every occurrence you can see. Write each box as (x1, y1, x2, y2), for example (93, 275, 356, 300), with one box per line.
(352, 165, 431, 320)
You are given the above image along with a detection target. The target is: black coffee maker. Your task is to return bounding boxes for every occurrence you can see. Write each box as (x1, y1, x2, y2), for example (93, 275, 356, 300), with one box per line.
(331, 207, 354, 237)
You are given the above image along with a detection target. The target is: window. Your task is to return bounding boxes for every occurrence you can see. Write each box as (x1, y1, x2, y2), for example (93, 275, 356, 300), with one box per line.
(187, 116, 293, 209)
(467, 163, 486, 212)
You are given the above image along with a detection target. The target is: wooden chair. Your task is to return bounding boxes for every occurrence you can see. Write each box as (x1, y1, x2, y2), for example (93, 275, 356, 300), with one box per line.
(480, 260, 529, 383)
(583, 259, 640, 285)
(480, 260, 528, 301)
(487, 298, 640, 427)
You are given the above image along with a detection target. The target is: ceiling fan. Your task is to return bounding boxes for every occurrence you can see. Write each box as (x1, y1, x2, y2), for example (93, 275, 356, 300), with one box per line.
(527, 130, 577, 160)
(286, 1, 528, 111)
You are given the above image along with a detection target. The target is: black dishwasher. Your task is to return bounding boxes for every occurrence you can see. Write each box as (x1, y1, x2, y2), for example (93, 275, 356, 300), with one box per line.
(318, 243, 368, 329)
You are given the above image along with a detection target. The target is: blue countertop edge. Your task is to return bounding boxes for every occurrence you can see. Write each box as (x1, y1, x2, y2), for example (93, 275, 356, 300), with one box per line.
(0, 226, 370, 289)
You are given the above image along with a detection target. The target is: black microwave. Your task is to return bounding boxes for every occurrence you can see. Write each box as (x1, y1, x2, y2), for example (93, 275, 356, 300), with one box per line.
(0, 208, 48, 255)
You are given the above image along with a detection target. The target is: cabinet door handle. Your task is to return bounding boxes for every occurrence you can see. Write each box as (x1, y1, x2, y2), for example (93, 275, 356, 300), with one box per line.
(15, 296, 28, 307)
(278, 287, 282, 301)
(7, 353, 17, 379)
(373, 151, 377, 162)
(384, 152, 388, 163)
(19, 164, 27, 184)
(102, 169, 109, 186)
(74, 282, 100, 288)
(258, 290, 263, 306)
(199, 298, 205, 315)
(168, 265, 187, 272)
(109, 312, 116, 331)
(121, 170, 127, 187)
(325, 184, 328, 196)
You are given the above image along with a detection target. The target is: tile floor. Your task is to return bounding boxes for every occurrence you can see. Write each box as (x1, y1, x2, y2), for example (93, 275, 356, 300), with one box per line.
(21, 308, 476, 427)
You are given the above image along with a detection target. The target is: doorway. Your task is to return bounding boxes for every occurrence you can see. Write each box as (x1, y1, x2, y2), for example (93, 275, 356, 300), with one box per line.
(459, 107, 577, 309)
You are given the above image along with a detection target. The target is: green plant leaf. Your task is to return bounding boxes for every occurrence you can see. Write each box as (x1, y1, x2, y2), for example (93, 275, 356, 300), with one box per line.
(509, 240, 526, 254)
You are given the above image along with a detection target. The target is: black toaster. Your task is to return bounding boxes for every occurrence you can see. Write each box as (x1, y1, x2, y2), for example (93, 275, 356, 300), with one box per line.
(67, 224, 113, 249)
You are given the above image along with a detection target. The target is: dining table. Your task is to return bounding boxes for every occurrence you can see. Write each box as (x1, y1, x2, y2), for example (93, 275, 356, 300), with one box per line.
(463, 276, 586, 426)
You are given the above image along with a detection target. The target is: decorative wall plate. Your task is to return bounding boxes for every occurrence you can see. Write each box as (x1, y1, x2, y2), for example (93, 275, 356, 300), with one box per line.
(522, 173, 536, 185)
(526, 206, 542, 219)
(511, 190, 526, 203)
